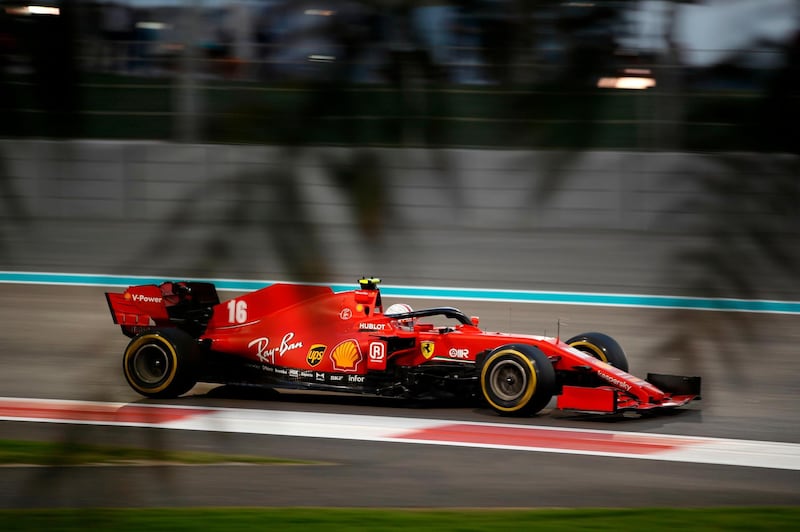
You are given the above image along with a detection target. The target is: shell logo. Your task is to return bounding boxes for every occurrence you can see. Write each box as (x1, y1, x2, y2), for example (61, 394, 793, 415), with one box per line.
(330, 340, 362, 372)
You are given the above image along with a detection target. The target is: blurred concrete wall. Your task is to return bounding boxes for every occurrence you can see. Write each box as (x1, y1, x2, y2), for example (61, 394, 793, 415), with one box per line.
(1, 140, 728, 228)
(1, 140, 797, 300)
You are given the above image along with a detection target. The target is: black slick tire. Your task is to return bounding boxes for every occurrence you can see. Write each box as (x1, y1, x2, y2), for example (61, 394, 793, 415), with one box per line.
(566, 332, 629, 372)
(122, 328, 198, 398)
(480, 344, 555, 416)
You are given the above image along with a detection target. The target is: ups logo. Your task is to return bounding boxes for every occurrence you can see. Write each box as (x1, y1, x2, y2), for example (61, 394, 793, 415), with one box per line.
(307, 344, 327, 367)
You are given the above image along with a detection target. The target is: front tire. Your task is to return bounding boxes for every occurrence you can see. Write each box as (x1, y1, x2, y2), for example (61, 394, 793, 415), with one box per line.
(480, 344, 556, 416)
(122, 328, 198, 398)
(566, 332, 629, 372)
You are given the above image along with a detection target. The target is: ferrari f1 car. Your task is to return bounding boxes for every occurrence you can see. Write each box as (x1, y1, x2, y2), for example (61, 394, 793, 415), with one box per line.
(106, 278, 701, 416)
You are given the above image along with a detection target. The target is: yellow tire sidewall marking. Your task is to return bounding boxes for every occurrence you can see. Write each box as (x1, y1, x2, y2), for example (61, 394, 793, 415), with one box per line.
(123, 334, 178, 394)
(569, 340, 608, 364)
(480, 349, 537, 412)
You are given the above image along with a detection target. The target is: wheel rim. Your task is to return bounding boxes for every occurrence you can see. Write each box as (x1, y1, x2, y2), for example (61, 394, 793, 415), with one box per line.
(489, 358, 528, 402)
(132, 344, 170, 385)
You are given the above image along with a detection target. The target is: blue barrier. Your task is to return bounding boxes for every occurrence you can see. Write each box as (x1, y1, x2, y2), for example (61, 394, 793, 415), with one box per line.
(2, 271, 799, 315)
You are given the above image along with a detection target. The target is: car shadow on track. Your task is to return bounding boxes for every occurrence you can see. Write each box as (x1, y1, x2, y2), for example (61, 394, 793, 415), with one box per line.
(174, 384, 485, 414)
(133, 384, 704, 429)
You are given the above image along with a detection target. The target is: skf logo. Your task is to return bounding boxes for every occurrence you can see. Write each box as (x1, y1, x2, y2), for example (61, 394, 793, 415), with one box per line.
(330, 340, 362, 372)
(421, 341, 435, 359)
(306, 344, 326, 367)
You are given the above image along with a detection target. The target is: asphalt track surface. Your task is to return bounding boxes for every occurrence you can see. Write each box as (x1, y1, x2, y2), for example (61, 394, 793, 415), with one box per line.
(1, 284, 799, 508)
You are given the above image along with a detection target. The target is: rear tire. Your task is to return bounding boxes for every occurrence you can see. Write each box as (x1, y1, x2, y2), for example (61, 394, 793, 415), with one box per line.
(122, 328, 198, 398)
(480, 344, 555, 416)
(566, 332, 629, 372)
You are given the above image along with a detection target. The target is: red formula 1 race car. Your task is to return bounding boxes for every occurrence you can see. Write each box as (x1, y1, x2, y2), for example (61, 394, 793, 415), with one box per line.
(106, 278, 701, 416)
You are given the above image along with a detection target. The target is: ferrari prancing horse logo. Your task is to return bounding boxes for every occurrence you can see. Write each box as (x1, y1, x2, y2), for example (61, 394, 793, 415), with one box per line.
(421, 341, 435, 359)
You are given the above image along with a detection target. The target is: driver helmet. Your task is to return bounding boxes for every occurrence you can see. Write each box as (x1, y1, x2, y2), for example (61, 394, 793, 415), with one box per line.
(384, 303, 416, 330)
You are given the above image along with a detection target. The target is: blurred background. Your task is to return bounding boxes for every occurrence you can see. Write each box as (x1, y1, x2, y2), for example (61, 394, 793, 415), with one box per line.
(0, 0, 798, 299)
(2, 0, 798, 146)
(2, 2, 800, 512)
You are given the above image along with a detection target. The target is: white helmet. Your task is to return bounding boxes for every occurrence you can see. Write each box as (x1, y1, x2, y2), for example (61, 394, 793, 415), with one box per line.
(384, 303, 416, 330)
(385, 303, 413, 316)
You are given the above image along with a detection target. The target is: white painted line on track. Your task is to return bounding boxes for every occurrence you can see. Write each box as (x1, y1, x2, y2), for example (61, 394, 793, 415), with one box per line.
(2, 397, 799, 471)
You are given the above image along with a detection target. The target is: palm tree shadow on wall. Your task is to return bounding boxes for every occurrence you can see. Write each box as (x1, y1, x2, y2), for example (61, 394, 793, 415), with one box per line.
(121, 2, 466, 282)
(119, 147, 398, 282)
(655, 153, 799, 386)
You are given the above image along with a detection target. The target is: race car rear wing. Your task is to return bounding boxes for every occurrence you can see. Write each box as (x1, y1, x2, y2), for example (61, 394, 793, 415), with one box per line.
(106, 281, 219, 337)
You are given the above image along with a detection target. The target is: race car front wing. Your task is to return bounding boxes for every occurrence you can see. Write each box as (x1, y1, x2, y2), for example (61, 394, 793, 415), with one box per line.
(557, 373, 702, 414)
